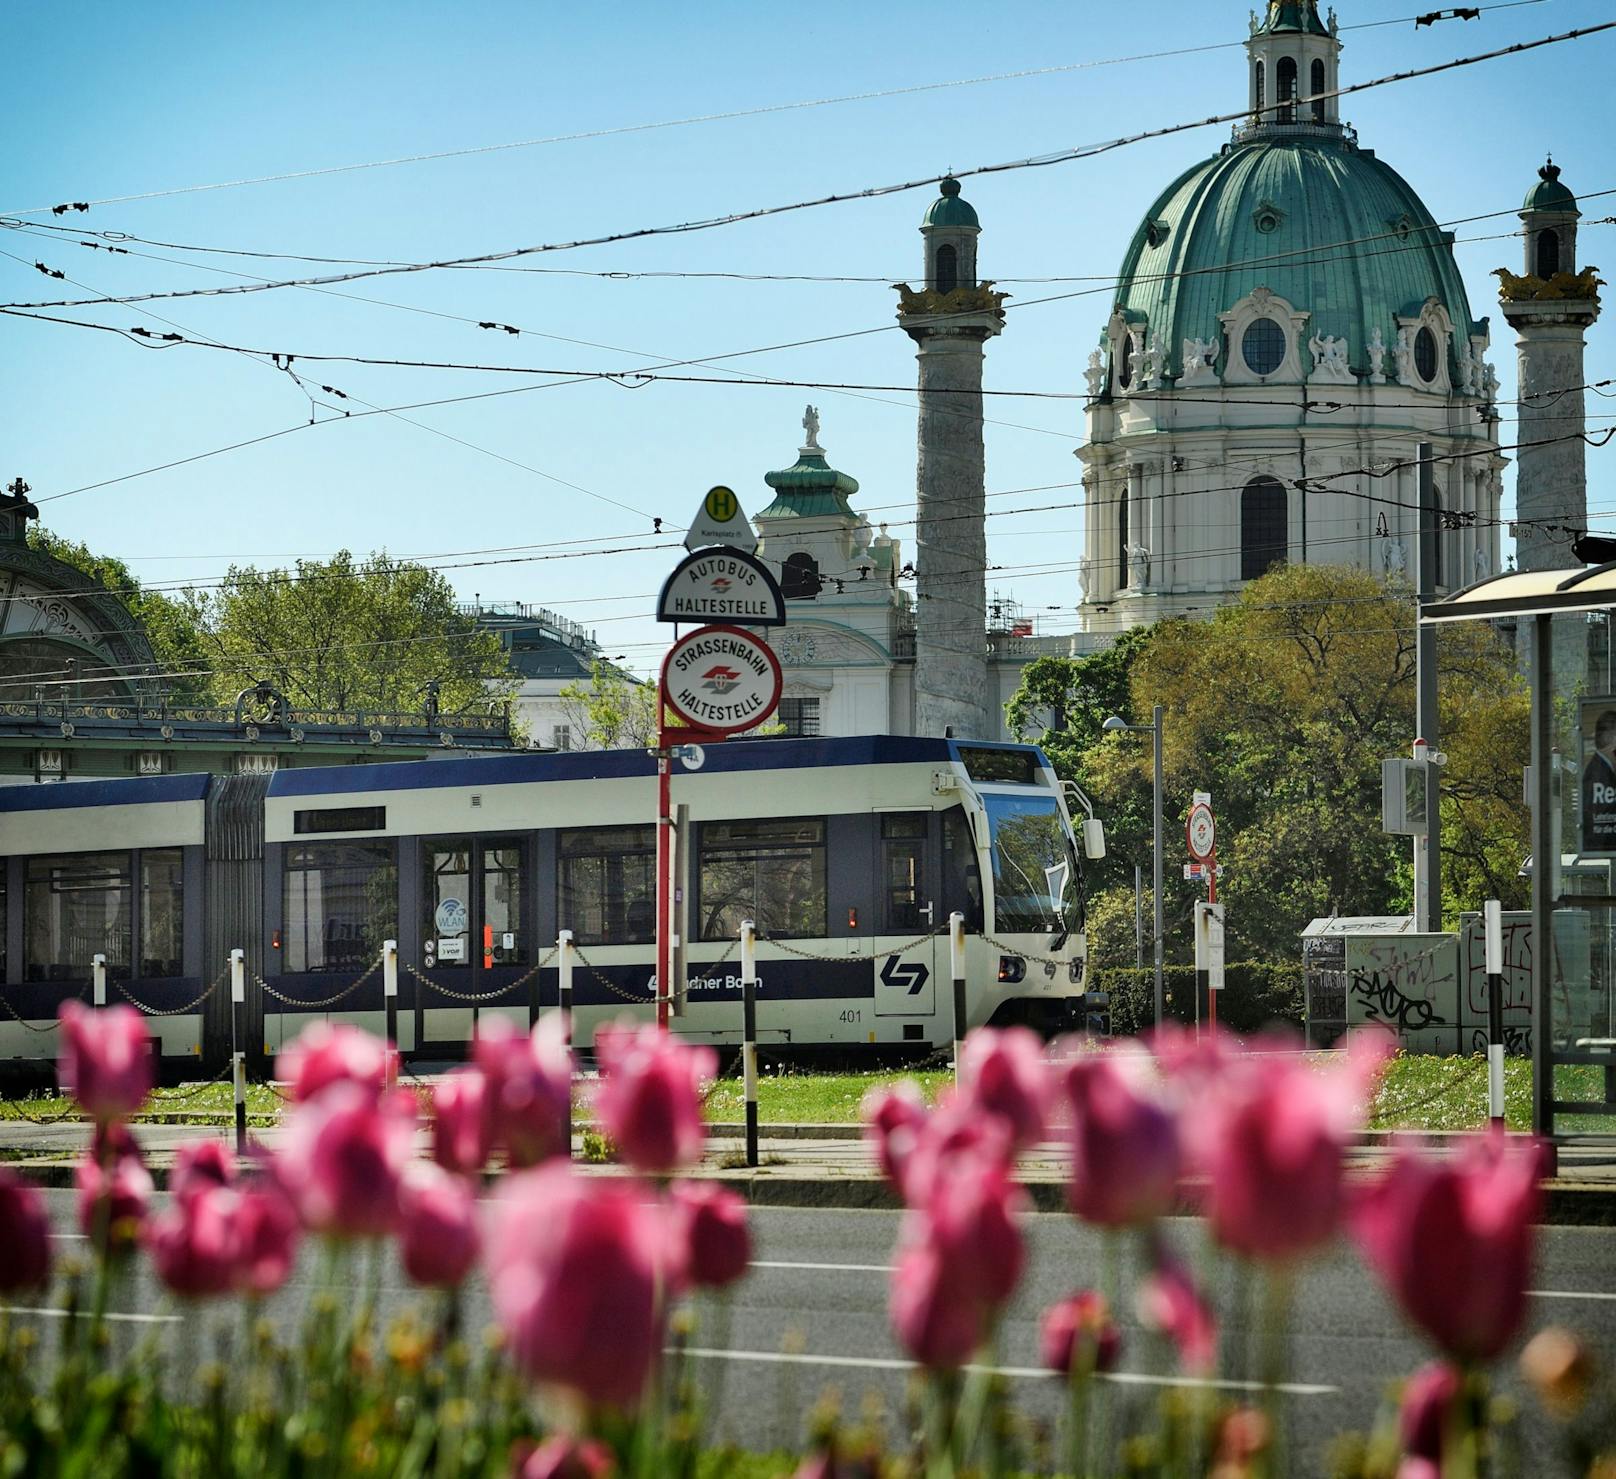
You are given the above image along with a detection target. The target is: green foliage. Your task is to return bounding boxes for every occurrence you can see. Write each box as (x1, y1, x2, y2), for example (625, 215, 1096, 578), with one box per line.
(184, 551, 516, 715)
(1004, 565, 1530, 967)
(1091, 962, 1304, 1037)
(27, 527, 212, 703)
(556, 658, 659, 751)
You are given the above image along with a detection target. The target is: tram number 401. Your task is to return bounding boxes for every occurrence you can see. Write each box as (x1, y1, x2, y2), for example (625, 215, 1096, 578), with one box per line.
(838, 1009, 862, 1024)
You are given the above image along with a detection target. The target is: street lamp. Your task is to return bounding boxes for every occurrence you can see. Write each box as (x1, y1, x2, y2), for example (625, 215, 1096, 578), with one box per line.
(1104, 706, 1165, 1032)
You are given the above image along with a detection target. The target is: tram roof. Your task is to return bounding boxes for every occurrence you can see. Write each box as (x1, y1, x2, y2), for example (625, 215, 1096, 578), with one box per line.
(0, 772, 209, 814)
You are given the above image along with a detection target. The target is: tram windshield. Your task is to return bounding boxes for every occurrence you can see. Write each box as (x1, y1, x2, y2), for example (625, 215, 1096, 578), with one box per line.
(982, 794, 1081, 935)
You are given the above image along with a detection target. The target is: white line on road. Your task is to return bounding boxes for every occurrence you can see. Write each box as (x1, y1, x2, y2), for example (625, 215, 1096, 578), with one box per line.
(48, 1233, 88, 1241)
(749, 1259, 892, 1273)
(678, 1347, 1338, 1396)
(8, 1306, 179, 1325)
(1530, 1289, 1616, 1302)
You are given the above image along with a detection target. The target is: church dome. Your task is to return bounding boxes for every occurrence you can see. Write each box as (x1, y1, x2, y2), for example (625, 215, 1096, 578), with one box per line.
(1110, 134, 1480, 378)
(923, 177, 979, 230)
(1524, 159, 1577, 213)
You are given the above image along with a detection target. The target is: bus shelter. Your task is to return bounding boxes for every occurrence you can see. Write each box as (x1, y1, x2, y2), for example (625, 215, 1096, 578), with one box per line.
(1423, 566, 1616, 1150)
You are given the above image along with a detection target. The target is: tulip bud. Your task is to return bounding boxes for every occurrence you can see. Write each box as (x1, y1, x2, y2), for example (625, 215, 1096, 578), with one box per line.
(1064, 1053, 1179, 1228)
(275, 1082, 416, 1238)
(0, 1168, 50, 1293)
(1137, 1239, 1217, 1375)
(958, 1027, 1051, 1151)
(170, 1139, 237, 1204)
(476, 1016, 573, 1169)
(58, 1001, 152, 1123)
(512, 1434, 615, 1478)
(76, 1141, 153, 1255)
(861, 1079, 927, 1190)
(592, 1022, 715, 1175)
(432, 1067, 495, 1176)
(399, 1162, 479, 1289)
(1041, 1289, 1122, 1377)
(147, 1185, 239, 1298)
(232, 1184, 300, 1295)
(276, 1021, 392, 1105)
(1398, 1361, 1462, 1464)
(670, 1180, 751, 1290)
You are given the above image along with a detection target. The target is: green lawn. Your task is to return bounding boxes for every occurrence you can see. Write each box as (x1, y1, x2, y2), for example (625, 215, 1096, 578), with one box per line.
(0, 1054, 1590, 1135)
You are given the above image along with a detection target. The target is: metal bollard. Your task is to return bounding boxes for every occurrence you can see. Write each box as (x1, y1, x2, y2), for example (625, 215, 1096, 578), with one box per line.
(741, 919, 759, 1168)
(92, 953, 107, 1008)
(557, 930, 575, 1157)
(1484, 899, 1505, 1128)
(950, 911, 967, 1080)
(229, 949, 247, 1155)
(382, 939, 399, 1087)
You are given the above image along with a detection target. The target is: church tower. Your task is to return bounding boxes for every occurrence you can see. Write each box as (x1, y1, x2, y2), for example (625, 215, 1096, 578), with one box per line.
(1497, 160, 1603, 572)
(895, 178, 1006, 740)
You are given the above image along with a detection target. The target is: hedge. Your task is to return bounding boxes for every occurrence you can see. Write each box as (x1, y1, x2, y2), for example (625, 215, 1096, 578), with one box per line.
(1092, 962, 1304, 1038)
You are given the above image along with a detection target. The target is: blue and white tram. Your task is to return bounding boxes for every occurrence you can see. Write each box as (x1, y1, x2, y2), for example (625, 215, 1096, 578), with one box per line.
(0, 736, 1106, 1070)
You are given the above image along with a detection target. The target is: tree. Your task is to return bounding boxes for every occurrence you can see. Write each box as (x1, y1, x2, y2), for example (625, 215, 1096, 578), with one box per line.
(27, 526, 212, 703)
(184, 552, 516, 716)
(555, 659, 658, 751)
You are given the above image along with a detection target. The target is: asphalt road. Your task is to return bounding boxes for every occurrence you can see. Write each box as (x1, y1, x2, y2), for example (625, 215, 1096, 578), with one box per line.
(17, 1192, 1616, 1472)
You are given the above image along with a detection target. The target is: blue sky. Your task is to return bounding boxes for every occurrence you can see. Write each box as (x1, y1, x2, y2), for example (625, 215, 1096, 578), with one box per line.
(4, 0, 1612, 679)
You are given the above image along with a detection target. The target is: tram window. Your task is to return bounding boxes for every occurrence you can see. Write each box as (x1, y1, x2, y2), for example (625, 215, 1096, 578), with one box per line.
(956, 747, 1037, 785)
(699, 817, 826, 941)
(423, 839, 472, 966)
(483, 843, 528, 965)
(140, 849, 184, 978)
(559, 826, 655, 945)
(25, 852, 131, 983)
(881, 814, 928, 932)
(941, 808, 984, 933)
(284, 842, 397, 973)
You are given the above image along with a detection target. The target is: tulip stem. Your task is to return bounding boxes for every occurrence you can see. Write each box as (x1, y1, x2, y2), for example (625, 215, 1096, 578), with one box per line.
(1258, 1266, 1294, 1479)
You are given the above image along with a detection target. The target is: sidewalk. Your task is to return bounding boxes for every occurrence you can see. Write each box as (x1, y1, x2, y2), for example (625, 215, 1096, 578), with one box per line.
(5, 1116, 1614, 1224)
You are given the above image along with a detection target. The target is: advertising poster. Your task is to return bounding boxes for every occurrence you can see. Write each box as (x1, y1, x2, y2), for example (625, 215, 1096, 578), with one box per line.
(1581, 698, 1616, 856)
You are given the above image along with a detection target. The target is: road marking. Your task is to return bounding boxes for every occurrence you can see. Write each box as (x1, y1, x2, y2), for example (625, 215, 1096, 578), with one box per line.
(678, 1347, 1338, 1396)
(48, 1233, 88, 1242)
(7, 1306, 179, 1325)
(1530, 1289, 1616, 1302)
(750, 1259, 891, 1273)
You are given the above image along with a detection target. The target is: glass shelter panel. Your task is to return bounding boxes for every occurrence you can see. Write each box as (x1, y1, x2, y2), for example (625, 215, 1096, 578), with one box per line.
(1545, 900, 1616, 1133)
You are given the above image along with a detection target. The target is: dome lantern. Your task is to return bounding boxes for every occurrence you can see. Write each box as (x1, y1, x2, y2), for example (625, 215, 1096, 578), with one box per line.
(1244, 0, 1344, 138)
(1518, 158, 1582, 282)
(919, 176, 980, 295)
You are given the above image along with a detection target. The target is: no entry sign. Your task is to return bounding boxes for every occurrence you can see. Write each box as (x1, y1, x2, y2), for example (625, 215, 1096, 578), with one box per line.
(660, 624, 782, 734)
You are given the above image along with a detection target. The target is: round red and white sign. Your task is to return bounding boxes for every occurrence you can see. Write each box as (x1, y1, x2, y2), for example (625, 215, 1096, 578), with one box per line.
(660, 624, 783, 735)
(1186, 802, 1216, 862)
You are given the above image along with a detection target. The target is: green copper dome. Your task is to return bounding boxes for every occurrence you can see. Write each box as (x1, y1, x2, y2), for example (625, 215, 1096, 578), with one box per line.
(756, 452, 860, 520)
(1524, 159, 1577, 213)
(1254, 0, 1332, 35)
(1110, 135, 1479, 377)
(923, 177, 980, 230)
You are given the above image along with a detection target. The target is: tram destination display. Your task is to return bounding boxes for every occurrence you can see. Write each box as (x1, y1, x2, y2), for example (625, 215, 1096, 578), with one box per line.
(660, 624, 782, 734)
(657, 547, 785, 626)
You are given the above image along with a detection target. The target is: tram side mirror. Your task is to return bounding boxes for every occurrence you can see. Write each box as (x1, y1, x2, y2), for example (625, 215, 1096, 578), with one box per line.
(1082, 818, 1107, 861)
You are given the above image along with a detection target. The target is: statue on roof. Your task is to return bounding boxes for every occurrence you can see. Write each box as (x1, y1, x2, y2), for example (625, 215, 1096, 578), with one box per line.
(802, 404, 822, 451)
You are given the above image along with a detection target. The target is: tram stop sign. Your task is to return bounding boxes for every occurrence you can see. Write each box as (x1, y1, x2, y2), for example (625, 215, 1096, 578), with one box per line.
(657, 546, 785, 626)
(685, 484, 758, 555)
(1186, 801, 1216, 863)
(660, 624, 782, 734)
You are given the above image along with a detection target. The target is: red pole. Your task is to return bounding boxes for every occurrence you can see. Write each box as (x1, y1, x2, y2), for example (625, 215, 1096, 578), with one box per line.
(1207, 848, 1218, 1029)
(656, 712, 672, 1033)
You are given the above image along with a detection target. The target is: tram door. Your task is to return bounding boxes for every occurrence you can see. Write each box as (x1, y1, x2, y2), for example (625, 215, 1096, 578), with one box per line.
(419, 836, 529, 1046)
(873, 811, 938, 1018)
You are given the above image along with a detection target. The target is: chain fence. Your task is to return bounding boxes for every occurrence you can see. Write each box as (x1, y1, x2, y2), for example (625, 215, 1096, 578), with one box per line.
(257, 956, 383, 1010)
(0, 984, 85, 1035)
(761, 927, 943, 963)
(407, 948, 556, 1006)
(115, 965, 229, 1019)
(570, 937, 740, 1009)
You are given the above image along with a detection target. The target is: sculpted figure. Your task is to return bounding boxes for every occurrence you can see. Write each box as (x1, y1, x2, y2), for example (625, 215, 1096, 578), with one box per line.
(1084, 349, 1106, 398)
(1180, 336, 1219, 387)
(1308, 333, 1352, 383)
(1127, 542, 1151, 590)
(1394, 326, 1417, 385)
(1366, 327, 1387, 384)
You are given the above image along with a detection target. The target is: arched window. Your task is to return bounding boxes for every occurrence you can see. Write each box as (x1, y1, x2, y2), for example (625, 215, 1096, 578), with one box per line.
(1310, 59, 1326, 121)
(1536, 229, 1561, 279)
(1415, 326, 1439, 383)
(1117, 335, 1133, 390)
(1242, 317, 1287, 376)
(1255, 60, 1266, 117)
(1241, 477, 1288, 580)
(935, 243, 958, 296)
(1117, 495, 1129, 586)
(781, 552, 822, 600)
(1277, 57, 1297, 123)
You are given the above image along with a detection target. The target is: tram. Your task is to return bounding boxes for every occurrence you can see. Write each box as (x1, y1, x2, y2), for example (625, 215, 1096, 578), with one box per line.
(0, 736, 1106, 1070)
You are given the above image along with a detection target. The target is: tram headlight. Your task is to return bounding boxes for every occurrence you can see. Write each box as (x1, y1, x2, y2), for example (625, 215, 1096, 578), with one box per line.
(997, 955, 1025, 984)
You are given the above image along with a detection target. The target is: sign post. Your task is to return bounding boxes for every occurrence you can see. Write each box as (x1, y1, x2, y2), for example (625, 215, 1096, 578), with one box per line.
(1186, 794, 1219, 1029)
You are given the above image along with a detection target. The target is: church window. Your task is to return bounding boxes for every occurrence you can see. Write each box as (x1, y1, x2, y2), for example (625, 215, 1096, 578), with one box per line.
(1255, 60, 1266, 116)
(1414, 326, 1439, 383)
(1536, 229, 1560, 279)
(1117, 495, 1129, 586)
(1116, 337, 1133, 389)
(935, 243, 958, 296)
(1277, 57, 1297, 123)
(1241, 317, 1287, 376)
(781, 552, 822, 600)
(1241, 478, 1288, 581)
(1310, 59, 1326, 121)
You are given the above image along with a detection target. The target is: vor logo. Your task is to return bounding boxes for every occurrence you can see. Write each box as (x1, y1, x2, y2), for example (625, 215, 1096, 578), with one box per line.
(879, 956, 929, 995)
(709, 576, 733, 594)
(701, 664, 743, 694)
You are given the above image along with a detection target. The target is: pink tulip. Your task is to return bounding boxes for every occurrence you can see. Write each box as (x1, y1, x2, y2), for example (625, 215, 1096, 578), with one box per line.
(512, 1435, 615, 1478)
(862, 1079, 928, 1189)
(1137, 1239, 1217, 1374)
(1399, 1361, 1461, 1466)
(669, 1180, 751, 1290)
(1353, 1128, 1544, 1363)
(147, 1184, 240, 1298)
(488, 1163, 667, 1409)
(76, 1139, 153, 1254)
(890, 1241, 986, 1370)
(475, 1016, 574, 1168)
(893, 1092, 1014, 1208)
(58, 1001, 152, 1122)
(399, 1162, 480, 1289)
(0, 1168, 51, 1293)
(170, 1139, 237, 1204)
(433, 1067, 495, 1176)
(1191, 1031, 1391, 1262)
(231, 1184, 300, 1295)
(275, 1082, 416, 1238)
(592, 1022, 715, 1175)
(276, 1021, 392, 1105)
(1063, 1052, 1179, 1227)
(1041, 1289, 1122, 1377)
(958, 1026, 1051, 1151)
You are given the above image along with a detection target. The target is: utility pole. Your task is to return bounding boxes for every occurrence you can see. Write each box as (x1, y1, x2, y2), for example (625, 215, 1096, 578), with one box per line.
(1414, 443, 1442, 932)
